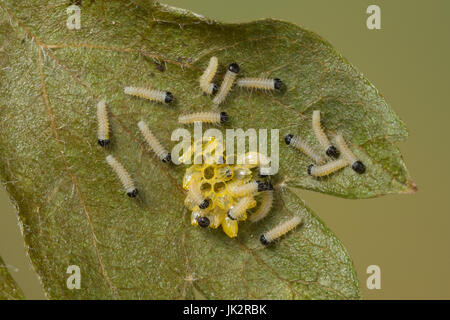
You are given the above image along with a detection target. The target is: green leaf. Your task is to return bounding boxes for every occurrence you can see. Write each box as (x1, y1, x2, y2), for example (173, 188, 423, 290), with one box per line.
(0, 256, 25, 300)
(0, 0, 415, 299)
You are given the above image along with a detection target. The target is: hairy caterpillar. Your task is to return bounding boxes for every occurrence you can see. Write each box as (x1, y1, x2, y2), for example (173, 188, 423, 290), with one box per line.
(96, 100, 110, 147)
(228, 180, 272, 197)
(233, 167, 252, 180)
(137, 121, 171, 163)
(227, 196, 255, 221)
(284, 134, 325, 164)
(106, 155, 138, 197)
(260, 216, 302, 246)
(312, 110, 339, 158)
(178, 111, 229, 125)
(307, 158, 348, 177)
(199, 56, 219, 95)
(213, 63, 239, 105)
(237, 77, 283, 91)
(216, 166, 233, 180)
(249, 190, 274, 223)
(124, 86, 173, 104)
(335, 135, 366, 174)
(188, 180, 210, 209)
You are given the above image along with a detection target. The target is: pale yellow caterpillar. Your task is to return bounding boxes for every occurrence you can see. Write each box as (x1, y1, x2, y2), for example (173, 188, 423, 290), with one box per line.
(216, 166, 233, 180)
(307, 158, 348, 177)
(284, 134, 325, 164)
(199, 56, 219, 95)
(106, 155, 138, 197)
(97, 100, 110, 147)
(178, 112, 229, 125)
(188, 180, 209, 209)
(228, 180, 273, 197)
(137, 121, 171, 163)
(335, 135, 366, 174)
(260, 216, 302, 246)
(237, 77, 283, 91)
(312, 110, 339, 158)
(213, 62, 239, 105)
(249, 190, 274, 223)
(124, 86, 173, 104)
(233, 167, 252, 180)
(227, 196, 255, 221)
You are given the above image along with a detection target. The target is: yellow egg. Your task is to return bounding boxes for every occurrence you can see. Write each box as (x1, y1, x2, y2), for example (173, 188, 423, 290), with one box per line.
(222, 217, 238, 238)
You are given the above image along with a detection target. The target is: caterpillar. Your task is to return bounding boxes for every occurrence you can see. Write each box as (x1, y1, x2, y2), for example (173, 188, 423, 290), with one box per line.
(307, 158, 348, 177)
(178, 111, 229, 125)
(249, 190, 274, 223)
(228, 180, 273, 197)
(284, 134, 325, 164)
(106, 155, 138, 197)
(312, 110, 339, 158)
(233, 167, 252, 180)
(237, 77, 283, 91)
(216, 166, 233, 180)
(188, 179, 210, 209)
(335, 135, 366, 174)
(227, 196, 255, 221)
(213, 62, 239, 105)
(124, 86, 173, 104)
(96, 100, 110, 147)
(260, 216, 302, 246)
(199, 56, 219, 95)
(137, 121, 171, 163)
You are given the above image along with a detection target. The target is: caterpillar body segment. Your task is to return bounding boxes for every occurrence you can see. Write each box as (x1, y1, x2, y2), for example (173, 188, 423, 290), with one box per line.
(228, 180, 273, 197)
(335, 135, 366, 174)
(249, 190, 274, 223)
(124, 86, 173, 104)
(188, 180, 210, 210)
(178, 112, 229, 125)
(260, 216, 302, 246)
(227, 196, 256, 221)
(312, 110, 339, 158)
(199, 56, 219, 95)
(137, 121, 171, 163)
(307, 158, 348, 177)
(213, 63, 239, 105)
(106, 155, 138, 197)
(237, 77, 283, 91)
(96, 100, 110, 147)
(284, 134, 325, 164)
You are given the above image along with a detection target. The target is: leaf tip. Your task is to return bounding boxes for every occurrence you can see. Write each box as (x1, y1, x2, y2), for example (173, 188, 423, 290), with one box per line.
(402, 180, 418, 194)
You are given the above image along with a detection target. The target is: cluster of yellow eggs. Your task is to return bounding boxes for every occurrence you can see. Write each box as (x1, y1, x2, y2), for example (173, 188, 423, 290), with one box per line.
(181, 138, 267, 238)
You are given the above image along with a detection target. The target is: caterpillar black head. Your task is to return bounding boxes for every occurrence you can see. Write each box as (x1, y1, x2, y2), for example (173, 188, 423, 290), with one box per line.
(211, 83, 219, 95)
(164, 92, 174, 104)
(199, 199, 210, 209)
(352, 161, 366, 174)
(273, 78, 283, 90)
(228, 62, 240, 74)
(162, 153, 172, 163)
(127, 189, 138, 198)
(284, 134, 293, 145)
(307, 164, 314, 176)
(260, 234, 270, 246)
(326, 145, 339, 158)
(197, 216, 210, 228)
(98, 139, 110, 147)
(220, 112, 229, 124)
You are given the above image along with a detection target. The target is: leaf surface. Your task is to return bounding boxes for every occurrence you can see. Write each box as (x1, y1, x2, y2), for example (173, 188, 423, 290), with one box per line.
(0, 0, 415, 299)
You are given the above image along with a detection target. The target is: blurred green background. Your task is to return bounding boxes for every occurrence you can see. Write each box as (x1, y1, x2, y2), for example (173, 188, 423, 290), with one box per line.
(1, 0, 449, 299)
